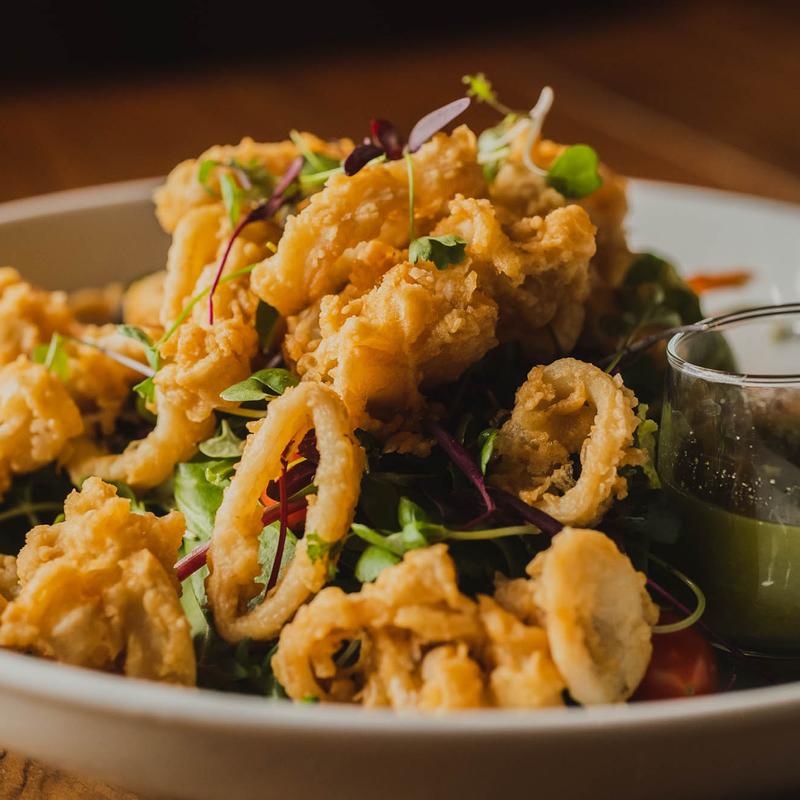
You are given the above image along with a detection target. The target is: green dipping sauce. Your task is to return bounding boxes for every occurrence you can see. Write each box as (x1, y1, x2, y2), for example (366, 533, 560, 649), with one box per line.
(666, 484, 800, 653)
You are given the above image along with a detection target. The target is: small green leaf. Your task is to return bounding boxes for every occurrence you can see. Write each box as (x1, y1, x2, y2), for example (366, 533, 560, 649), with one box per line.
(205, 460, 235, 488)
(197, 159, 220, 195)
(199, 420, 245, 459)
(220, 368, 299, 402)
(219, 378, 268, 402)
(305, 531, 332, 563)
(477, 428, 499, 475)
(397, 496, 429, 528)
(547, 144, 603, 199)
(408, 235, 467, 270)
(635, 404, 661, 489)
(174, 461, 229, 540)
(355, 545, 400, 583)
(255, 301, 280, 353)
(31, 333, 69, 380)
(219, 171, 241, 226)
(133, 375, 155, 403)
(249, 522, 298, 609)
(250, 368, 299, 395)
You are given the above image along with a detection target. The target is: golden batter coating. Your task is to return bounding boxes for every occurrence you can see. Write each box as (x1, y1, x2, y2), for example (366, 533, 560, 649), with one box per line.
(0, 357, 84, 498)
(251, 126, 485, 317)
(490, 358, 640, 527)
(0, 478, 195, 685)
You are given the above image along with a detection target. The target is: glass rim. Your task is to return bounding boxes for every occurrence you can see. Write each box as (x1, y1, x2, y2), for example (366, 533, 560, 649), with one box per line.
(667, 302, 800, 386)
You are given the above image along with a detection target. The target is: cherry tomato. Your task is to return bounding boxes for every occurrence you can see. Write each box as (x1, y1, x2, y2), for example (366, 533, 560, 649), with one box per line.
(633, 610, 719, 701)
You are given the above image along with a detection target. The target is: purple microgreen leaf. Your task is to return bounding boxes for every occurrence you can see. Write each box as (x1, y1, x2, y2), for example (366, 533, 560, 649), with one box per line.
(264, 459, 316, 502)
(271, 155, 304, 200)
(407, 96, 471, 153)
(428, 420, 495, 516)
(370, 118, 404, 160)
(261, 496, 308, 527)
(344, 142, 384, 176)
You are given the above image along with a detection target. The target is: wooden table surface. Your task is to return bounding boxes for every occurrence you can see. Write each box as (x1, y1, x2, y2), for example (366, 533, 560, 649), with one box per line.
(1, 1, 799, 797)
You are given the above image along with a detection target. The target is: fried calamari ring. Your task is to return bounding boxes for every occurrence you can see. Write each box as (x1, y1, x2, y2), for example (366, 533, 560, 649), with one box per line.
(251, 126, 485, 317)
(530, 527, 657, 704)
(207, 382, 364, 643)
(66, 387, 214, 490)
(490, 358, 639, 527)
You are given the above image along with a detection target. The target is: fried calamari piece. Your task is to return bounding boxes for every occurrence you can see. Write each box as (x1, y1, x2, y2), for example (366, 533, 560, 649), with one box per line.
(491, 139, 633, 288)
(122, 271, 166, 330)
(292, 261, 498, 432)
(207, 382, 365, 643)
(490, 358, 640, 527)
(0, 357, 84, 498)
(251, 126, 486, 317)
(0, 478, 195, 685)
(0, 556, 18, 615)
(66, 387, 214, 491)
(274, 544, 487, 708)
(154, 134, 352, 234)
(530, 527, 658, 704)
(0, 268, 77, 366)
(432, 197, 595, 359)
(477, 596, 565, 708)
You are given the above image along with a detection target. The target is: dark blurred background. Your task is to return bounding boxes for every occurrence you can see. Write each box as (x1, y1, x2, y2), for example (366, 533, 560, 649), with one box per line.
(2, 0, 800, 203)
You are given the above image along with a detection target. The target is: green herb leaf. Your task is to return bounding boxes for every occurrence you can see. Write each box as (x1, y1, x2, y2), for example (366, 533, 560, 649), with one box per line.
(306, 531, 333, 564)
(198, 159, 220, 196)
(174, 461, 228, 541)
(249, 522, 298, 609)
(408, 235, 467, 270)
(220, 368, 299, 402)
(397, 496, 429, 527)
(477, 428, 499, 475)
(219, 171, 241, 226)
(547, 144, 603, 198)
(634, 404, 661, 489)
(133, 375, 155, 403)
(355, 544, 401, 583)
(255, 301, 280, 353)
(31, 333, 69, 380)
(199, 420, 245, 459)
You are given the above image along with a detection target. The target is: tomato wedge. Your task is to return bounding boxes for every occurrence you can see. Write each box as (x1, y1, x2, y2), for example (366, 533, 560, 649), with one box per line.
(633, 610, 720, 700)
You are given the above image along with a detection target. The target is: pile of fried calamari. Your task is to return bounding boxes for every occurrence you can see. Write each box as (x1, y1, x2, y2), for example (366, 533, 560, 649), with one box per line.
(0, 95, 670, 709)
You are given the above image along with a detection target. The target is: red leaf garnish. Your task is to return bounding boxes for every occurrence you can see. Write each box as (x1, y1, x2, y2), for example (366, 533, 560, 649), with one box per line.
(207, 156, 303, 324)
(407, 97, 471, 153)
(344, 142, 384, 176)
(370, 118, 404, 160)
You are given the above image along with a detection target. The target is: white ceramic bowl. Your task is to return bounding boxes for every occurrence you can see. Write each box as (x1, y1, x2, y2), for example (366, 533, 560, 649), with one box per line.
(0, 179, 798, 800)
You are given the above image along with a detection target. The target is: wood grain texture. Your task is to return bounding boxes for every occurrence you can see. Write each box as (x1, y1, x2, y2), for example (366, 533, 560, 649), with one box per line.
(0, 2, 798, 798)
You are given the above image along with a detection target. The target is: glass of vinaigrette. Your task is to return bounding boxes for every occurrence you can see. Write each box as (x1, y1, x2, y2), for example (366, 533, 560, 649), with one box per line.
(659, 303, 800, 653)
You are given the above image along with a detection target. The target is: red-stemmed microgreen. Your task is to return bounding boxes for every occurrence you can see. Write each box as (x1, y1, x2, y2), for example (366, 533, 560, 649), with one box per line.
(208, 156, 303, 324)
(266, 444, 292, 592)
(601, 323, 708, 375)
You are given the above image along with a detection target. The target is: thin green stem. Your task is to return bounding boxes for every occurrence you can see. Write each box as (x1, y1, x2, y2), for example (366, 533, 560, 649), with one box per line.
(405, 152, 416, 243)
(446, 524, 538, 541)
(0, 502, 63, 524)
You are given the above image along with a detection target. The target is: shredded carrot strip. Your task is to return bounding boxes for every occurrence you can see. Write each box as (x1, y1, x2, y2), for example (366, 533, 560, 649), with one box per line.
(686, 270, 751, 294)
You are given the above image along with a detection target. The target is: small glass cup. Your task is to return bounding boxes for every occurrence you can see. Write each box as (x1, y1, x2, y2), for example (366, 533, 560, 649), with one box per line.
(658, 303, 800, 653)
